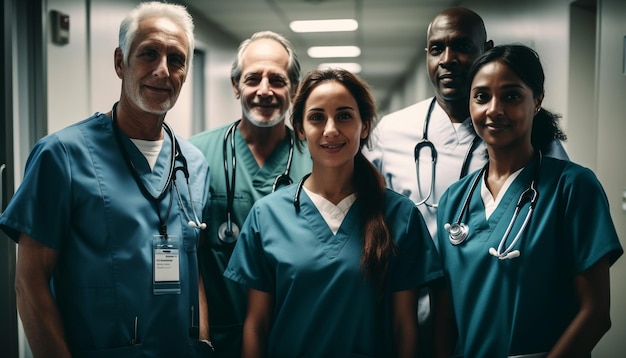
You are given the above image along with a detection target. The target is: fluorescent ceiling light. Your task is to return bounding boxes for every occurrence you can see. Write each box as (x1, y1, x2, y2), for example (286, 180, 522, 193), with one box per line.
(318, 62, 362, 73)
(290, 19, 358, 33)
(308, 46, 361, 58)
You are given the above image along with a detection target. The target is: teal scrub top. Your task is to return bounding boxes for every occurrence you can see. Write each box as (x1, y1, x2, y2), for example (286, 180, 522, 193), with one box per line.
(189, 122, 312, 357)
(225, 185, 443, 357)
(436, 156, 623, 357)
(0, 112, 212, 357)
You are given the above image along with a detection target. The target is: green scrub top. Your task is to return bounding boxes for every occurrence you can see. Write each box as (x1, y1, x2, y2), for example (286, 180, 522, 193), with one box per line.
(189, 122, 312, 358)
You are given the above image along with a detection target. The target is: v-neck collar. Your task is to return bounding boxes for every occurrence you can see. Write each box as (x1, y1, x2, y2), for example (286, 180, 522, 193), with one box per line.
(297, 190, 360, 259)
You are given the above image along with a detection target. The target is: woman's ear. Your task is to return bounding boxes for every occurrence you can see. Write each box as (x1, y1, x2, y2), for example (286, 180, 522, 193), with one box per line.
(534, 93, 545, 113)
(361, 120, 371, 140)
(296, 124, 306, 141)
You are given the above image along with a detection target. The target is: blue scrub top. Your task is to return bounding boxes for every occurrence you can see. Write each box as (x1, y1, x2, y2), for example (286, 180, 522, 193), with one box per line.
(0, 112, 212, 357)
(225, 185, 443, 357)
(189, 122, 312, 358)
(436, 156, 622, 357)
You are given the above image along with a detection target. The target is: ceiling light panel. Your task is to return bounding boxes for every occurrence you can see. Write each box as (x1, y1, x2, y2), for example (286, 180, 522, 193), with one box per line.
(307, 46, 361, 58)
(318, 63, 362, 73)
(290, 19, 358, 33)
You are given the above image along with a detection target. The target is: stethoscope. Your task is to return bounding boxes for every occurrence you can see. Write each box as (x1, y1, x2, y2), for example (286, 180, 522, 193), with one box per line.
(217, 120, 295, 243)
(414, 97, 481, 208)
(444, 151, 541, 260)
(293, 173, 311, 213)
(111, 103, 206, 236)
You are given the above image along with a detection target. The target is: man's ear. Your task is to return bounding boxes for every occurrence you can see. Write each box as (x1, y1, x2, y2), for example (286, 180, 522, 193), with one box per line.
(114, 48, 124, 79)
(484, 40, 494, 52)
(231, 78, 240, 99)
(289, 82, 299, 102)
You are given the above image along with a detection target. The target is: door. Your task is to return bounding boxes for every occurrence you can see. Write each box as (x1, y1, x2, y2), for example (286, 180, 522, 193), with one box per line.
(1, 0, 18, 355)
(2, 0, 47, 356)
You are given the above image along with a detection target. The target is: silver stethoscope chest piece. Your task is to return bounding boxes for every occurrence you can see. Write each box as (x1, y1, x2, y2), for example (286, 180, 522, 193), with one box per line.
(218, 220, 240, 243)
(444, 222, 469, 245)
(444, 152, 542, 260)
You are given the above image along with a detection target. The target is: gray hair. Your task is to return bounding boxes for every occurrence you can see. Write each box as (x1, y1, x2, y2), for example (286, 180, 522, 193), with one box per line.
(230, 31, 300, 89)
(118, 2, 195, 67)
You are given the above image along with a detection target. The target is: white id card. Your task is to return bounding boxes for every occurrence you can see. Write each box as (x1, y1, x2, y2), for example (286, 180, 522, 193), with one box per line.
(153, 235, 181, 295)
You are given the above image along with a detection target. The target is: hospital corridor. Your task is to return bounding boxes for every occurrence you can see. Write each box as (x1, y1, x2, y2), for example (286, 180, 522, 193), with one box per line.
(1, 0, 625, 357)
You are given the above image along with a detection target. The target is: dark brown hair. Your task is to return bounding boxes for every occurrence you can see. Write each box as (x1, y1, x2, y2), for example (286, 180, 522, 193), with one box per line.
(468, 44, 567, 152)
(290, 68, 396, 292)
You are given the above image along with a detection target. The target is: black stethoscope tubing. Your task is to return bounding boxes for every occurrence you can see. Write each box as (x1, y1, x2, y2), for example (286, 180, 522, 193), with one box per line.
(111, 102, 204, 236)
(293, 173, 311, 213)
(218, 120, 295, 243)
(413, 97, 481, 208)
(272, 135, 295, 192)
(220, 120, 240, 243)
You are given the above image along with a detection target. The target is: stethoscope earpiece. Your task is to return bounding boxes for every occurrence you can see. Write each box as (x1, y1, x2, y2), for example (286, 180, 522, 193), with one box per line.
(189, 221, 207, 230)
(489, 247, 521, 260)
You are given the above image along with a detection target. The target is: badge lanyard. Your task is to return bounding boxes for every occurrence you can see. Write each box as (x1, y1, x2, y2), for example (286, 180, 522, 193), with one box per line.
(111, 103, 181, 295)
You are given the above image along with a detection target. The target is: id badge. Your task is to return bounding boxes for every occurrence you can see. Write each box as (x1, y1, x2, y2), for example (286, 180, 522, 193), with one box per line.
(153, 235, 181, 295)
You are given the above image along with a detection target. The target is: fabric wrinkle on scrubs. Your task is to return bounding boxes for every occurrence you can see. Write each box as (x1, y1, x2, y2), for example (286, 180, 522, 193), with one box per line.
(0, 112, 211, 357)
(436, 156, 622, 357)
(224, 184, 443, 357)
(189, 122, 312, 358)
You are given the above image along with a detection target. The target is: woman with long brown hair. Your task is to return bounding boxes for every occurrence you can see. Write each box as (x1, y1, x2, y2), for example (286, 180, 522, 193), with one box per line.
(225, 68, 442, 357)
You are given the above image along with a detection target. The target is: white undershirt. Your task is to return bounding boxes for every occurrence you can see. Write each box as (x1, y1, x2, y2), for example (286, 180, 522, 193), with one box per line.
(303, 187, 357, 234)
(130, 138, 164, 170)
(481, 167, 523, 219)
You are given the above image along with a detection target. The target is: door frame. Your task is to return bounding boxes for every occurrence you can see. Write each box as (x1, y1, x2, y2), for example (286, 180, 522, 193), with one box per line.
(1, 0, 18, 355)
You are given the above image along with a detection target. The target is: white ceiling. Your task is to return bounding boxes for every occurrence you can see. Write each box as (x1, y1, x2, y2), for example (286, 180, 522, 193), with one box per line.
(182, 0, 460, 107)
